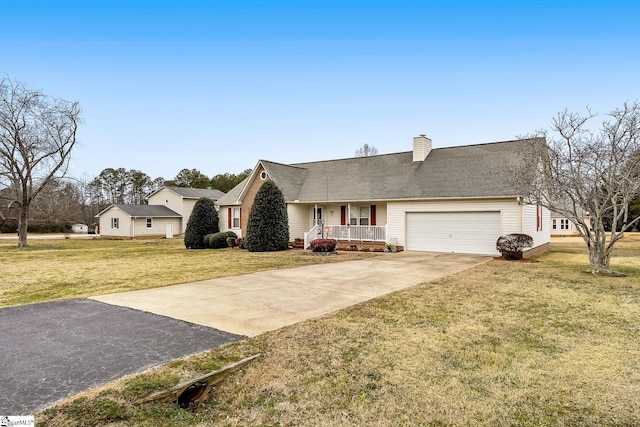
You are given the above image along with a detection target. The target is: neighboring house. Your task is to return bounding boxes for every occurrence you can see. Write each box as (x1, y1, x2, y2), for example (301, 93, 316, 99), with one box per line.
(217, 135, 551, 256)
(550, 210, 591, 236)
(96, 186, 225, 238)
(146, 186, 226, 233)
(96, 204, 182, 239)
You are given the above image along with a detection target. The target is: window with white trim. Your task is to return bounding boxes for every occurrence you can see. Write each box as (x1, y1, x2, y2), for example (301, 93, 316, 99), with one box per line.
(146, 218, 153, 228)
(232, 207, 241, 228)
(111, 218, 119, 229)
(552, 219, 557, 230)
(350, 206, 370, 226)
(560, 219, 570, 230)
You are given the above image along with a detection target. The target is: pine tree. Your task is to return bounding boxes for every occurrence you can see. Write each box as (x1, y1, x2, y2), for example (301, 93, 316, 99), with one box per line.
(184, 197, 219, 249)
(245, 180, 289, 252)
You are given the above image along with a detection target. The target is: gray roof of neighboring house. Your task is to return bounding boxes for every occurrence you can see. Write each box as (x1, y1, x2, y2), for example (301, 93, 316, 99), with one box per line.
(98, 204, 181, 218)
(218, 138, 540, 205)
(163, 186, 226, 200)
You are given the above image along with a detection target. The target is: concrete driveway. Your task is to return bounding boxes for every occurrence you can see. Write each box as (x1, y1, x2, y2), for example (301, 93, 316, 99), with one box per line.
(93, 251, 490, 337)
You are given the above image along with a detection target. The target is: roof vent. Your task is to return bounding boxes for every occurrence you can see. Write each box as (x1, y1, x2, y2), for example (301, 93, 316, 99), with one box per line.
(413, 135, 432, 162)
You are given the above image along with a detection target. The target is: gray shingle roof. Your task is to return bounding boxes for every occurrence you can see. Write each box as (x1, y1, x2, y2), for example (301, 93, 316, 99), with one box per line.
(110, 204, 181, 217)
(165, 187, 225, 200)
(218, 138, 541, 204)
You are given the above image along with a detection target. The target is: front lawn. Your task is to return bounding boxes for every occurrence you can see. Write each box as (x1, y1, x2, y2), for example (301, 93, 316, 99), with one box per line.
(0, 237, 374, 308)
(38, 235, 640, 426)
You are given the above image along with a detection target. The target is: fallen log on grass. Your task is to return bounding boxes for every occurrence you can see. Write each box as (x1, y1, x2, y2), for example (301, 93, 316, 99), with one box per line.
(137, 354, 260, 408)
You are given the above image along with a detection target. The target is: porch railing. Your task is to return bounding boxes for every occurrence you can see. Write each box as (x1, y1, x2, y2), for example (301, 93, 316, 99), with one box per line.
(303, 224, 320, 250)
(304, 225, 387, 249)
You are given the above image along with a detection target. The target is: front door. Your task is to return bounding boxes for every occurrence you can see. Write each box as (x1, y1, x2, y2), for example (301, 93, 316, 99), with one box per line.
(313, 207, 324, 226)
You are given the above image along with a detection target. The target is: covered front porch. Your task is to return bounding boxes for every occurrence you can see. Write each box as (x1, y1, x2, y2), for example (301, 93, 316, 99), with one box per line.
(303, 224, 387, 249)
(288, 202, 389, 249)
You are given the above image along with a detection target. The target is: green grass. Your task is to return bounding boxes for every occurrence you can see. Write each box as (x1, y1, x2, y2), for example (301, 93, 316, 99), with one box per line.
(36, 235, 640, 426)
(0, 237, 374, 307)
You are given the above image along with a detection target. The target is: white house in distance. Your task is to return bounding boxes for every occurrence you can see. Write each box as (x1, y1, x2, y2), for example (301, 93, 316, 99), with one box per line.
(217, 135, 551, 256)
(550, 207, 591, 236)
(96, 186, 225, 239)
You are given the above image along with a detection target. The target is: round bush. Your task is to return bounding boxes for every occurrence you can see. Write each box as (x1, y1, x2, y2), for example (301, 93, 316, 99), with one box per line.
(496, 233, 533, 260)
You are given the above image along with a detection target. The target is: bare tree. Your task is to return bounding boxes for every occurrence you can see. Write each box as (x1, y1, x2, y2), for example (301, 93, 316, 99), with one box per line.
(355, 143, 379, 157)
(0, 77, 81, 247)
(511, 102, 640, 275)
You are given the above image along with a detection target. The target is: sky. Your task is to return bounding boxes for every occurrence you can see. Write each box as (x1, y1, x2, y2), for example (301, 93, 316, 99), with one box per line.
(2, 0, 639, 181)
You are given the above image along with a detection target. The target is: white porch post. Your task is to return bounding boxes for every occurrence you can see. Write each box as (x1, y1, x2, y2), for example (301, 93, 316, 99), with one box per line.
(347, 203, 351, 240)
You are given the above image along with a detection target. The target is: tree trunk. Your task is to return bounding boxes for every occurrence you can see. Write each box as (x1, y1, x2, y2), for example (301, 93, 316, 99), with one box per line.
(587, 243, 612, 275)
(18, 208, 28, 248)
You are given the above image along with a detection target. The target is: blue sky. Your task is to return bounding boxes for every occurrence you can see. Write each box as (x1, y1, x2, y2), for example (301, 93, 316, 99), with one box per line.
(2, 0, 639, 181)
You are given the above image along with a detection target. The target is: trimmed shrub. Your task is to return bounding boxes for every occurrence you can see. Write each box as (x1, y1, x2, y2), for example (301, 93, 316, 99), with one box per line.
(184, 198, 219, 249)
(245, 180, 289, 252)
(310, 239, 337, 252)
(226, 236, 236, 248)
(496, 233, 533, 260)
(204, 231, 237, 249)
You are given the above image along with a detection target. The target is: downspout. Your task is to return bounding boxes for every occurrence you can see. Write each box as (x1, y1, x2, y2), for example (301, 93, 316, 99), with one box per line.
(517, 197, 523, 233)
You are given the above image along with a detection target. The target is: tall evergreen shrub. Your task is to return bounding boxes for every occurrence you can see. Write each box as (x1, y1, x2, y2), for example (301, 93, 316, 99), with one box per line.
(184, 197, 219, 249)
(245, 180, 289, 252)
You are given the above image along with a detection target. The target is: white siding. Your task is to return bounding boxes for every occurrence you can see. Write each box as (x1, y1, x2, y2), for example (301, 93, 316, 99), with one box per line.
(287, 204, 308, 241)
(148, 188, 184, 215)
(132, 217, 181, 237)
(98, 207, 131, 238)
(181, 199, 198, 233)
(522, 204, 551, 247)
(387, 199, 521, 248)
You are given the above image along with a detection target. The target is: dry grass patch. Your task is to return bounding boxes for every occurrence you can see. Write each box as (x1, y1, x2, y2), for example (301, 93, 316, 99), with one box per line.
(0, 238, 374, 307)
(39, 237, 640, 426)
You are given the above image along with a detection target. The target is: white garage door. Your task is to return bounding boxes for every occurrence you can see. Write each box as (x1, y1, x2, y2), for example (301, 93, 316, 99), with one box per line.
(406, 211, 501, 255)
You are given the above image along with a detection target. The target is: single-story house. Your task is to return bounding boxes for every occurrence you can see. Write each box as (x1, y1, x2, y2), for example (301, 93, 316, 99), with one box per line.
(550, 209, 591, 236)
(96, 204, 182, 238)
(96, 186, 225, 238)
(217, 135, 551, 256)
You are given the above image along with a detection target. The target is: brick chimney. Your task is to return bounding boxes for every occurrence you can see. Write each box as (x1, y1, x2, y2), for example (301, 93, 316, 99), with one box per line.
(413, 135, 432, 162)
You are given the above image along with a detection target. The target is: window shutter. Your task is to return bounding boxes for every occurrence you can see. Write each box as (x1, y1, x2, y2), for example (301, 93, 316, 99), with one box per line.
(228, 208, 232, 229)
(340, 206, 346, 225)
(536, 205, 542, 231)
(371, 205, 377, 226)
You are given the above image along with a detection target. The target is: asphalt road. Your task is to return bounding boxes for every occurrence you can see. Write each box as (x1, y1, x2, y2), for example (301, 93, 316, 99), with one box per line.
(0, 299, 241, 415)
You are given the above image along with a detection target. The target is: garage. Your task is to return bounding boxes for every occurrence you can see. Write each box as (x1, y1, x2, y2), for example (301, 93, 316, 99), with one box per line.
(406, 211, 501, 255)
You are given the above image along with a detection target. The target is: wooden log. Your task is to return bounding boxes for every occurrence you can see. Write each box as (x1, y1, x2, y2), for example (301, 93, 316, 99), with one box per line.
(137, 354, 260, 407)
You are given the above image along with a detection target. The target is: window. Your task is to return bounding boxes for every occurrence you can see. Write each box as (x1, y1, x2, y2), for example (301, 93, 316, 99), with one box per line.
(552, 219, 557, 230)
(232, 208, 241, 228)
(111, 218, 119, 229)
(146, 218, 153, 228)
(350, 206, 370, 226)
(561, 219, 570, 230)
